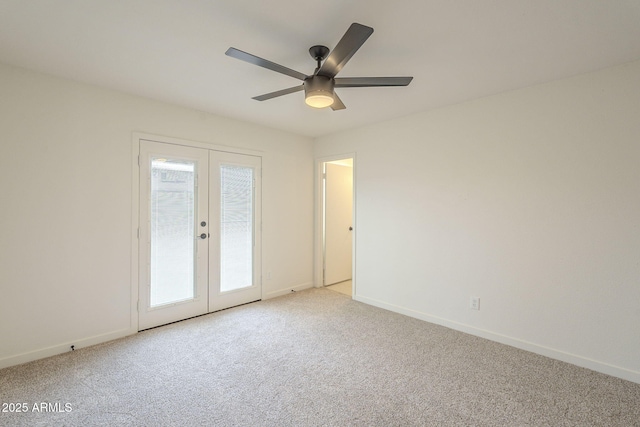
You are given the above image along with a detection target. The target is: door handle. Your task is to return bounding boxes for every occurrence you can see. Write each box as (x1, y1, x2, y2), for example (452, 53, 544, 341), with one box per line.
(349, 227, 353, 231)
(197, 233, 207, 240)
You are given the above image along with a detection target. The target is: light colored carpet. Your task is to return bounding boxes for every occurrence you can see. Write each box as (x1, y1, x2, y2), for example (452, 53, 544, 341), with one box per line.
(1, 288, 639, 426)
(326, 280, 352, 296)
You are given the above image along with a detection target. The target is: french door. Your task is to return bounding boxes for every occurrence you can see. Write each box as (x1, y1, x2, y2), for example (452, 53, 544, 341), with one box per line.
(138, 140, 261, 330)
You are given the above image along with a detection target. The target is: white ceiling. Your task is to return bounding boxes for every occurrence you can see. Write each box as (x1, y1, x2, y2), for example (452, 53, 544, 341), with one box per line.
(1, 0, 639, 138)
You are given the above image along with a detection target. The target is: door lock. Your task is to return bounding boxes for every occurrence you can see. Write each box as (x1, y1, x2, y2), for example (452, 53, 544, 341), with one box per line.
(198, 233, 207, 239)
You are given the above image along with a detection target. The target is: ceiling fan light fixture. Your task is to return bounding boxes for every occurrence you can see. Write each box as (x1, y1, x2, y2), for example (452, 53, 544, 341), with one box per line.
(304, 76, 334, 109)
(305, 92, 334, 108)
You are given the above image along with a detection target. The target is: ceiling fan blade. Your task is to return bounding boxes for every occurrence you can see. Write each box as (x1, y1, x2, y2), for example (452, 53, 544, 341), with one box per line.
(317, 23, 374, 78)
(252, 85, 304, 101)
(331, 93, 346, 111)
(226, 47, 308, 81)
(335, 77, 413, 87)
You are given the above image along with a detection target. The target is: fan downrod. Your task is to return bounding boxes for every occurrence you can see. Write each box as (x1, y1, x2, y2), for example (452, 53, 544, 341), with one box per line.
(309, 45, 329, 72)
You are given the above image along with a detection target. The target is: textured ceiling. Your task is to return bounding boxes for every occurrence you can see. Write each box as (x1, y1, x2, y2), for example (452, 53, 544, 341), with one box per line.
(1, 0, 639, 137)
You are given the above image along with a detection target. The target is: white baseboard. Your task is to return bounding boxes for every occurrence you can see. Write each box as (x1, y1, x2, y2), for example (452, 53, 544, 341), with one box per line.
(355, 295, 640, 385)
(264, 282, 314, 300)
(0, 327, 136, 370)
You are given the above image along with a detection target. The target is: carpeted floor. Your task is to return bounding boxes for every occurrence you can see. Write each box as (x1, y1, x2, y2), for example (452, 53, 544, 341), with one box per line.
(1, 288, 639, 426)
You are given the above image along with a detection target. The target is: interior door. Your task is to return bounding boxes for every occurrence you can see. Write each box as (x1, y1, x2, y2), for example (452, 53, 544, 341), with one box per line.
(139, 140, 261, 330)
(324, 162, 353, 285)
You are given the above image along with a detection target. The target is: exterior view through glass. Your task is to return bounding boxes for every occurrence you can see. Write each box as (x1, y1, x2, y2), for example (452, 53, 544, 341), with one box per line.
(150, 158, 196, 306)
(220, 165, 253, 292)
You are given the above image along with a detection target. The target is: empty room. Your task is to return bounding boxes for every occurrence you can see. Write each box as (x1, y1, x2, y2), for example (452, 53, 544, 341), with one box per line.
(1, 1, 639, 425)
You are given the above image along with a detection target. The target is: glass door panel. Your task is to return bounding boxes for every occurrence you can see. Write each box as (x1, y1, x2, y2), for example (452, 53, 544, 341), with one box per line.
(150, 159, 196, 306)
(220, 165, 254, 292)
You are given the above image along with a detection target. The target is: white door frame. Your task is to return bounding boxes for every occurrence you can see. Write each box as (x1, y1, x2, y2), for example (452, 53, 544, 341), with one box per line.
(131, 132, 263, 331)
(314, 153, 356, 295)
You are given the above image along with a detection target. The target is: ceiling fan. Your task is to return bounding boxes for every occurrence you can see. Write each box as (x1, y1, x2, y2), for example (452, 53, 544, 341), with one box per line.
(225, 23, 413, 110)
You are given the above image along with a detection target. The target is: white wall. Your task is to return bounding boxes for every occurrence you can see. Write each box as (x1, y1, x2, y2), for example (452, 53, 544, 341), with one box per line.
(315, 60, 640, 383)
(0, 63, 314, 368)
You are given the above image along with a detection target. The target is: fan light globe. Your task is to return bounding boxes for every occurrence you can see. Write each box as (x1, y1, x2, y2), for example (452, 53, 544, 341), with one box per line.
(305, 92, 334, 108)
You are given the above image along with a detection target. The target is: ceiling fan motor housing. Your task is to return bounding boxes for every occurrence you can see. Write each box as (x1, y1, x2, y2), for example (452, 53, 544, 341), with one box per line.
(304, 75, 335, 108)
(305, 75, 334, 94)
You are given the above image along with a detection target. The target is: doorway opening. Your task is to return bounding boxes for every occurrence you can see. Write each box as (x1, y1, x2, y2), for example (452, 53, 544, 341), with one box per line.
(316, 156, 354, 297)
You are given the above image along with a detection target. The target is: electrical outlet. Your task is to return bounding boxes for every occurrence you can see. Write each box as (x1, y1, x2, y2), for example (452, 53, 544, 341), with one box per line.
(470, 297, 480, 310)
